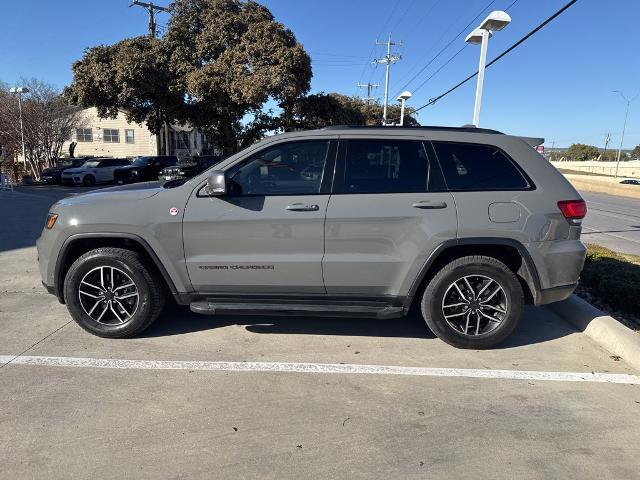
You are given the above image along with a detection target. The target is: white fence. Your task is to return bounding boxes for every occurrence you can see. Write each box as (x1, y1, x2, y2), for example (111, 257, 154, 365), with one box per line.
(550, 160, 640, 179)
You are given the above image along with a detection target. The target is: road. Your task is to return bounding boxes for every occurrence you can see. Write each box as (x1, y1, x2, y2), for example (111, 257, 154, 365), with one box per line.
(1, 186, 639, 479)
(581, 190, 640, 256)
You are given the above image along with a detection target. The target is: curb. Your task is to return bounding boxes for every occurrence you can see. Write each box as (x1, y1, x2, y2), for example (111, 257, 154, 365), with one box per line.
(548, 295, 640, 372)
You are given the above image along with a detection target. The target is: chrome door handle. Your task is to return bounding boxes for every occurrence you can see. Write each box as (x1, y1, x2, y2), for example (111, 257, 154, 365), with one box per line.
(286, 203, 320, 211)
(412, 201, 448, 209)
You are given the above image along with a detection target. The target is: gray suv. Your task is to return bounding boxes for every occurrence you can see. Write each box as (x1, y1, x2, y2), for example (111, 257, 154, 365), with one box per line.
(37, 126, 587, 348)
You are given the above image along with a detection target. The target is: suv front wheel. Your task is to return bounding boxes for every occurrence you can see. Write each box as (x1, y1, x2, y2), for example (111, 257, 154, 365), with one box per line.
(421, 256, 524, 349)
(63, 247, 165, 338)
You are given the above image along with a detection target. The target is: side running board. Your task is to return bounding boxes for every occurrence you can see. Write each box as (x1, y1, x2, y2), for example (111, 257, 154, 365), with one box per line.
(190, 300, 403, 319)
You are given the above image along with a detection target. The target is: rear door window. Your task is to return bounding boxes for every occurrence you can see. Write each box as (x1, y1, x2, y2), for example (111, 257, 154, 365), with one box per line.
(431, 141, 530, 191)
(339, 139, 445, 193)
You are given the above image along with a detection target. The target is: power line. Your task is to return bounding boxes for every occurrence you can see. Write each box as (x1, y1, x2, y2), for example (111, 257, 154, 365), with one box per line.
(356, 0, 403, 90)
(411, 44, 469, 95)
(357, 82, 381, 103)
(388, 0, 419, 36)
(407, 0, 521, 98)
(129, 1, 170, 38)
(310, 52, 371, 59)
(413, 0, 579, 114)
(394, 0, 497, 97)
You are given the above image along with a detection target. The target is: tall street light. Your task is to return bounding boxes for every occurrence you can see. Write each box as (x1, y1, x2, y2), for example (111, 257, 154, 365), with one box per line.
(9, 86, 30, 170)
(465, 11, 511, 127)
(612, 90, 639, 178)
(397, 91, 412, 126)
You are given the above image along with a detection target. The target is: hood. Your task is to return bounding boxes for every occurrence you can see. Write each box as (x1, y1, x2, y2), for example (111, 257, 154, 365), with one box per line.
(55, 182, 162, 207)
(115, 165, 142, 172)
(62, 167, 90, 174)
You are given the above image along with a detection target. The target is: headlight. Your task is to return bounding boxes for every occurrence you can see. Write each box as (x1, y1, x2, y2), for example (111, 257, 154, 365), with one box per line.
(45, 213, 58, 229)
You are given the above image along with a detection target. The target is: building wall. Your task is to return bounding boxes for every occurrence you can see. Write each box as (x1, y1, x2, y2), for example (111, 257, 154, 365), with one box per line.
(63, 107, 159, 158)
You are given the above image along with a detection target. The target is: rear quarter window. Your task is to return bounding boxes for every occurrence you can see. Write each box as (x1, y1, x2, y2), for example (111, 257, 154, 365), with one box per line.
(431, 141, 531, 191)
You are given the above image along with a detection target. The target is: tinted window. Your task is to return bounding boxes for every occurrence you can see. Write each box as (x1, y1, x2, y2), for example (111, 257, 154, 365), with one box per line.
(132, 157, 151, 166)
(342, 140, 444, 193)
(432, 142, 529, 191)
(229, 141, 330, 195)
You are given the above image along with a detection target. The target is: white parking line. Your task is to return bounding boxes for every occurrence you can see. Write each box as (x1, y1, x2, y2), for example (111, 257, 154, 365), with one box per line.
(1, 355, 639, 384)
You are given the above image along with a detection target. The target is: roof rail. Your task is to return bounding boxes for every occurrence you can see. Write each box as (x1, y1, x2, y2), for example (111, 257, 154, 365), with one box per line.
(319, 125, 504, 135)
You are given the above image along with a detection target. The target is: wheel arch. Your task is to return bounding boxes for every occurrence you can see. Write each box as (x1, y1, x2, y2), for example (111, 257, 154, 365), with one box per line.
(54, 233, 183, 304)
(405, 238, 541, 310)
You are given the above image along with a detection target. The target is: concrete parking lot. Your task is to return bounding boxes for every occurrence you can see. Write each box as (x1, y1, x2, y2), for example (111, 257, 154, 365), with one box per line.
(1, 186, 639, 479)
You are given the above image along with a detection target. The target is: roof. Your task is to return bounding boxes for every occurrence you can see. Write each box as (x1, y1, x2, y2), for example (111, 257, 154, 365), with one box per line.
(319, 125, 504, 135)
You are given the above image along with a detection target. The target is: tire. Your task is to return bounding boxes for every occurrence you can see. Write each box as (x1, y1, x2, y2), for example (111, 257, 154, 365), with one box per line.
(82, 174, 96, 187)
(420, 255, 524, 349)
(63, 247, 165, 338)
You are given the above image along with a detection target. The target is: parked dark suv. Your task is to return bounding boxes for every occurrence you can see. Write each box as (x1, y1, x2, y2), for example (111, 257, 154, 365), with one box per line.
(159, 155, 221, 182)
(114, 156, 178, 184)
(37, 126, 587, 348)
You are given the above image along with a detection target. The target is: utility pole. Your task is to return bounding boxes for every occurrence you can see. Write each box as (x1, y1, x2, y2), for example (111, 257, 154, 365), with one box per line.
(129, 1, 170, 38)
(602, 132, 611, 160)
(130, 1, 171, 155)
(612, 90, 638, 178)
(374, 33, 402, 125)
(357, 82, 380, 103)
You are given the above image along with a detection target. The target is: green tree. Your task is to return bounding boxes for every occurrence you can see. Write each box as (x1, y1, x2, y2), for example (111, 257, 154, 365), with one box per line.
(67, 0, 312, 155)
(288, 92, 419, 130)
(631, 145, 640, 160)
(66, 37, 183, 139)
(564, 143, 600, 161)
(164, 0, 311, 154)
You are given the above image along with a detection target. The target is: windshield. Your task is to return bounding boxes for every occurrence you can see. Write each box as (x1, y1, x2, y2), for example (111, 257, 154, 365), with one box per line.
(132, 157, 152, 166)
(82, 161, 100, 168)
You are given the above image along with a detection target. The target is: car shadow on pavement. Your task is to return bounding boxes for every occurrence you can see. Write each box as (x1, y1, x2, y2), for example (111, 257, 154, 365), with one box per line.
(0, 185, 102, 252)
(142, 304, 573, 347)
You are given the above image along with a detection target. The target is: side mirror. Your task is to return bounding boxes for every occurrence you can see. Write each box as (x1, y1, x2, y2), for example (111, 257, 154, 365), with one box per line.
(205, 170, 227, 196)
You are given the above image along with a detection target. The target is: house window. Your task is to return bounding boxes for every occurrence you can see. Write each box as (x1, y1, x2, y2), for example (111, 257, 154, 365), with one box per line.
(125, 129, 135, 144)
(76, 128, 93, 142)
(103, 129, 120, 143)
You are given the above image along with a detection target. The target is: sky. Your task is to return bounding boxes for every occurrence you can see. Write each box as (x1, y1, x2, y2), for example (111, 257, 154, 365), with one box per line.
(1, 0, 639, 149)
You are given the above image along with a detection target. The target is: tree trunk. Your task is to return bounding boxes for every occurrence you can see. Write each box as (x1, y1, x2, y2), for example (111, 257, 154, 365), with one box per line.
(220, 120, 238, 156)
(164, 123, 171, 156)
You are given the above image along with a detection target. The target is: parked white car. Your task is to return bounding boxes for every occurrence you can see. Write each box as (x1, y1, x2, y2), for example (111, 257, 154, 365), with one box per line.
(61, 158, 131, 186)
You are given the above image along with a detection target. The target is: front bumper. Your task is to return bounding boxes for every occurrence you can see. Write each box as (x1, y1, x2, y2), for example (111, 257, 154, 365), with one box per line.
(61, 176, 82, 185)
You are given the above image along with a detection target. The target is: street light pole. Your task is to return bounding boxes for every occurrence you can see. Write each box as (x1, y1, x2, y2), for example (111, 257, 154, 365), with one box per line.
(472, 29, 490, 127)
(465, 11, 511, 127)
(397, 91, 412, 126)
(9, 87, 29, 171)
(612, 90, 638, 178)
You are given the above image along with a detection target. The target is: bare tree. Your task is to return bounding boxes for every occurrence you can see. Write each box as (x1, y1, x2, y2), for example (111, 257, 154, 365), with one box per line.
(0, 78, 85, 179)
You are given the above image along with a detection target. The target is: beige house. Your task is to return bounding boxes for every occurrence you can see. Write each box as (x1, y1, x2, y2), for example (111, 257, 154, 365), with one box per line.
(64, 107, 217, 159)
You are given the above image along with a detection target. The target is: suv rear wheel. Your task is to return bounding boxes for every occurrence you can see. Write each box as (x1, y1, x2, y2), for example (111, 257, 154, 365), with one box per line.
(421, 255, 524, 349)
(63, 247, 165, 338)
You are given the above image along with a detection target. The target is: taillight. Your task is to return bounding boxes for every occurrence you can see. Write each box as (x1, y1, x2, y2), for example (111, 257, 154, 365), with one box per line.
(557, 199, 587, 224)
